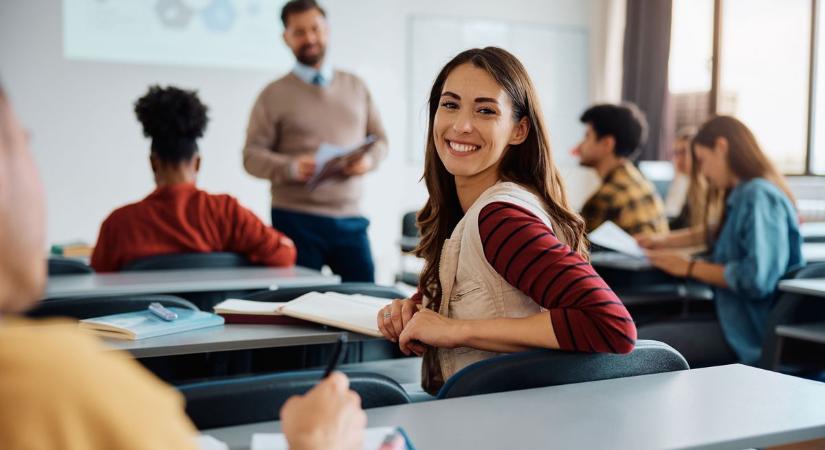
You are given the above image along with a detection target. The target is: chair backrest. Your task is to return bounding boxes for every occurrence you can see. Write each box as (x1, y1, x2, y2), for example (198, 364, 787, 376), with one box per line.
(759, 261, 825, 369)
(437, 339, 688, 399)
(48, 257, 93, 275)
(26, 294, 198, 320)
(179, 370, 411, 429)
(399, 211, 420, 253)
(401, 211, 419, 238)
(122, 252, 255, 271)
(243, 282, 406, 302)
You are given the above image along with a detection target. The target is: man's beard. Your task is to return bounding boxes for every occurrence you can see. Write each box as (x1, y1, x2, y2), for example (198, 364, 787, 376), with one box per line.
(295, 43, 325, 66)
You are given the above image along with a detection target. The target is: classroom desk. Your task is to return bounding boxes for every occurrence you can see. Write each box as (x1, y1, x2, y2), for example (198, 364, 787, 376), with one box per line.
(589, 251, 713, 306)
(804, 243, 825, 263)
(589, 251, 652, 271)
(802, 222, 825, 243)
(42, 266, 339, 300)
(779, 278, 825, 298)
(103, 324, 373, 358)
(202, 364, 825, 450)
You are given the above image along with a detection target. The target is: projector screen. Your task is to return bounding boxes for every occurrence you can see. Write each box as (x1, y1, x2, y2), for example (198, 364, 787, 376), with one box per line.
(63, 0, 293, 70)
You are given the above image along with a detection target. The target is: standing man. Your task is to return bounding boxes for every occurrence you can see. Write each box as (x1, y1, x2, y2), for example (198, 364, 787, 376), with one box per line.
(243, 0, 387, 282)
(575, 103, 669, 236)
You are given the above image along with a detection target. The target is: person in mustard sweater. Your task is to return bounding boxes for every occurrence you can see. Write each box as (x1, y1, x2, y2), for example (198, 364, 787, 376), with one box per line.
(0, 83, 365, 449)
(91, 85, 297, 272)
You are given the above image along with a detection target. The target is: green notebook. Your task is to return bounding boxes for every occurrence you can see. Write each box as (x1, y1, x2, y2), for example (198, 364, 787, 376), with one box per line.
(80, 307, 224, 340)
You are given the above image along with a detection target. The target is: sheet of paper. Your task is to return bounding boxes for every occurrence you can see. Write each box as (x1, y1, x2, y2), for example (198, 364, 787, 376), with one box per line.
(588, 221, 645, 258)
(252, 427, 397, 450)
(213, 299, 287, 314)
(195, 434, 229, 450)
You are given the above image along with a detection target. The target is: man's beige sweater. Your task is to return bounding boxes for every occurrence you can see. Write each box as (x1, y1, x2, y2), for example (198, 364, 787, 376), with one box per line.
(243, 70, 388, 217)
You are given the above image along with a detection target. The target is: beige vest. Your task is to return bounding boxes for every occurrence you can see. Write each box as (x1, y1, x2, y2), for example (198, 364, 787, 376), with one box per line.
(422, 182, 554, 394)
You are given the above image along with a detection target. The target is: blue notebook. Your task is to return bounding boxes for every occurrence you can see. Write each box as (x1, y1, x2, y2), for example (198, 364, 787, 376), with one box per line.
(79, 308, 224, 340)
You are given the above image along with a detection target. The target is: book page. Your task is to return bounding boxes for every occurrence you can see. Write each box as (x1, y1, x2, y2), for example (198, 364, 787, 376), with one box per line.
(280, 292, 393, 337)
(588, 221, 645, 258)
(213, 299, 287, 315)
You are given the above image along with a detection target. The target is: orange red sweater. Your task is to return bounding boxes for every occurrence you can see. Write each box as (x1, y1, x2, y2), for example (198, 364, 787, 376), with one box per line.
(91, 183, 296, 272)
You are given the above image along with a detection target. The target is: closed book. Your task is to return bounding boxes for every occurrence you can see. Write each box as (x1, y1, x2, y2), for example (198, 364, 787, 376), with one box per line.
(79, 308, 224, 340)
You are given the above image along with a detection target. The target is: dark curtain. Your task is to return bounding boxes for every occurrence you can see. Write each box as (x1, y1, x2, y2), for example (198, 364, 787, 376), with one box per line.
(622, 0, 674, 161)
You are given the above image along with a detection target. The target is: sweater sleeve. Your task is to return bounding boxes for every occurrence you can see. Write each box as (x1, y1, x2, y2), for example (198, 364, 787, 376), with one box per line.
(478, 202, 636, 354)
(242, 88, 295, 185)
(220, 196, 297, 267)
(363, 86, 389, 169)
(90, 214, 121, 273)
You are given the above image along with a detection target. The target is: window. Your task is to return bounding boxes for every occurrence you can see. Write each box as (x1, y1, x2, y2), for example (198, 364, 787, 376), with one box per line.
(668, 0, 825, 175)
(718, 0, 811, 174)
(669, 0, 715, 134)
(812, 0, 825, 174)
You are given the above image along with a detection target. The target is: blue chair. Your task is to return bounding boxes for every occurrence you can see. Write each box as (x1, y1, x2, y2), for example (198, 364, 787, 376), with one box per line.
(243, 282, 406, 302)
(47, 257, 93, 275)
(27, 294, 197, 320)
(760, 262, 825, 371)
(436, 339, 688, 399)
(179, 370, 410, 429)
(123, 252, 258, 309)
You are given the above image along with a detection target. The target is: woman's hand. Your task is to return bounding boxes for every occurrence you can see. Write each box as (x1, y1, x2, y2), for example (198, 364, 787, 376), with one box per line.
(376, 298, 419, 343)
(398, 309, 464, 356)
(635, 233, 668, 249)
(646, 250, 691, 277)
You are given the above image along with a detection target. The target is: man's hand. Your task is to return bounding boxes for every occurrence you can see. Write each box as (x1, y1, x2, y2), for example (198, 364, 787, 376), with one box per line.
(342, 154, 373, 176)
(290, 155, 317, 182)
(280, 372, 367, 450)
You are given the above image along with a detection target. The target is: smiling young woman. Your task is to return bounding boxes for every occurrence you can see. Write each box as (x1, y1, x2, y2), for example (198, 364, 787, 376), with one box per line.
(376, 47, 637, 395)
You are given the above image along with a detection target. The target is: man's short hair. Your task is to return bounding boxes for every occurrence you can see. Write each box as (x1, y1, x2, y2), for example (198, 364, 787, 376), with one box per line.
(281, 0, 326, 28)
(579, 103, 648, 158)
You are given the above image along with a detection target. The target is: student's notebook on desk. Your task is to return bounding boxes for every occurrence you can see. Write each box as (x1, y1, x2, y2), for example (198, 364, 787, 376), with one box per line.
(214, 293, 393, 337)
(251, 426, 415, 450)
(79, 308, 224, 340)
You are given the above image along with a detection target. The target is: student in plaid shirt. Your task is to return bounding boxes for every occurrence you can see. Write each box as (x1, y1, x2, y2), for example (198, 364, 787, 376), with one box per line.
(575, 103, 669, 236)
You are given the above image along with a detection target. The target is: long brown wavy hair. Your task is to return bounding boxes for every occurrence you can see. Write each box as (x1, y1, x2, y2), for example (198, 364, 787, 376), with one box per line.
(415, 47, 587, 307)
(691, 115, 796, 244)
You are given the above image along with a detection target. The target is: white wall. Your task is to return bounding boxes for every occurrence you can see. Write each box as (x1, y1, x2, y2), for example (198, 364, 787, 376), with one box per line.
(0, 0, 621, 283)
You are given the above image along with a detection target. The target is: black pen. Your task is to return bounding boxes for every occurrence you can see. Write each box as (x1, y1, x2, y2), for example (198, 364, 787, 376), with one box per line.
(322, 333, 348, 378)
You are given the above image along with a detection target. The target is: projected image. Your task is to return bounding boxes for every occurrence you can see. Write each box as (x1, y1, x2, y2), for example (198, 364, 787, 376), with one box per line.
(63, 0, 294, 70)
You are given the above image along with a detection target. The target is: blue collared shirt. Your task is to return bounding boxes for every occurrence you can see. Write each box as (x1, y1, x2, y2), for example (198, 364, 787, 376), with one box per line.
(292, 62, 334, 87)
(712, 178, 805, 365)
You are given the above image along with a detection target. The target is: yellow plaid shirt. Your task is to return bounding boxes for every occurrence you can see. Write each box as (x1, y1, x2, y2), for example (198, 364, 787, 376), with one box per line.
(581, 161, 669, 235)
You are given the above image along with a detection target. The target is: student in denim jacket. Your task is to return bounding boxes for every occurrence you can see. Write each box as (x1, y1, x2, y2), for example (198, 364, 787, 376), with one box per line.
(637, 116, 804, 366)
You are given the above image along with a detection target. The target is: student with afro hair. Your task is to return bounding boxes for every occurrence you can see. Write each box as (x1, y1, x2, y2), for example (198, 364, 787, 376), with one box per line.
(91, 85, 296, 272)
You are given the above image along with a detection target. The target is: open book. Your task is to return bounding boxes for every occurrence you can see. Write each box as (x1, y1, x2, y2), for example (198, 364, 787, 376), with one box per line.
(213, 299, 310, 325)
(307, 135, 378, 190)
(79, 308, 224, 340)
(214, 292, 393, 337)
(588, 221, 646, 257)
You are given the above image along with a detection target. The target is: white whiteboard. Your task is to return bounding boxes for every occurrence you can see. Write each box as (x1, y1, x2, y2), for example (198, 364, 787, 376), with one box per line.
(407, 16, 590, 166)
